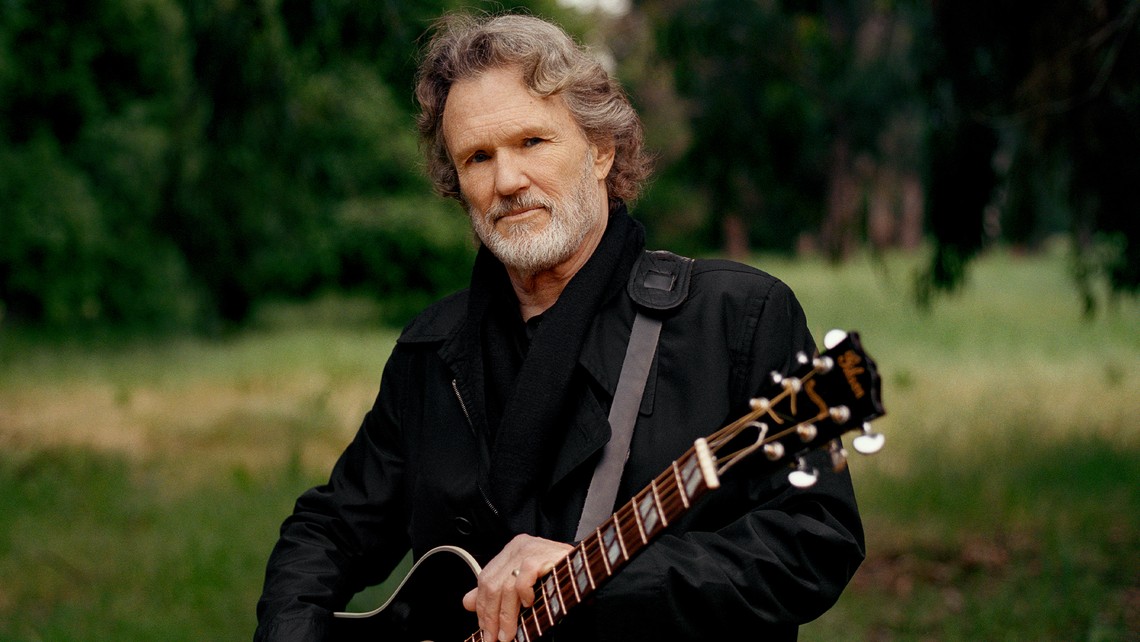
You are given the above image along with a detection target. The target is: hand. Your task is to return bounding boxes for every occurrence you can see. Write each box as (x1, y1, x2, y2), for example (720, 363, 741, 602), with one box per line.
(462, 533, 573, 642)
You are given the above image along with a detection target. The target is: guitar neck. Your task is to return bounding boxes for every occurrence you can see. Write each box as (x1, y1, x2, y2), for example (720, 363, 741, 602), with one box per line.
(493, 444, 716, 642)
(463, 331, 886, 642)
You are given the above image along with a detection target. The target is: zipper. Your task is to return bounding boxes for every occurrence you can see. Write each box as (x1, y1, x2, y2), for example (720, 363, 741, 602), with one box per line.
(451, 379, 473, 429)
(452, 378, 501, 517)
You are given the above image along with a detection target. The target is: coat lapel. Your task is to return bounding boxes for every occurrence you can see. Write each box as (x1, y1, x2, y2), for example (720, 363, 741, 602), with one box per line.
(546, 295, 658, 493)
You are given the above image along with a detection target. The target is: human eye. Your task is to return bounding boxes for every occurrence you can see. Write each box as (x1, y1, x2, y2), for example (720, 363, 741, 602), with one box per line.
(468, 151, 491, 164)
(523, 137, 545, 148)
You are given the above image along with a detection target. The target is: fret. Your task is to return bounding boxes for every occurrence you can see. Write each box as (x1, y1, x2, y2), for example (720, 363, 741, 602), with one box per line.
(595, 526, 612, 575)
(533, 577, 547, 629)
(530, 611, 544, 641)
(554, 558, 575, 609)
(613, 512, 630, 560)
(578, 540, 597, 590)
(681, 454, 703, 499)
(617, 506, 641, 555)
(542, 572, 563, 622)
(561, 557, 580, 603)
(671, 460, 691, 508)
(631, 495, 649, 543)
(637, 491, 659, 535)
(651, 479, 669, 528)
(570, 546, 590, 596)
(600, 519, 624, 569)
(518, 599, 537, 641)
(587, 537, 608, 591)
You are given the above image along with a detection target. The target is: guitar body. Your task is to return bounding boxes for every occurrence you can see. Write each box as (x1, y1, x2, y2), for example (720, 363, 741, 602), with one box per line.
(333, 545, 481, 642)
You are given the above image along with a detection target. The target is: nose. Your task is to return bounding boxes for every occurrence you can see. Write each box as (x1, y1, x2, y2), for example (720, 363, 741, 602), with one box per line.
(494, 150, 531, 196)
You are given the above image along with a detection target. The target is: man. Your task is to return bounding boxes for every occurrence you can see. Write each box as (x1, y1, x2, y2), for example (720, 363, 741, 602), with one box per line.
(255, 11, 863, 642)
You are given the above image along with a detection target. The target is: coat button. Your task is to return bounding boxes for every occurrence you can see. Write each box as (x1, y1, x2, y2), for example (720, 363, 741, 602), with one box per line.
(454, 517, 474, 535)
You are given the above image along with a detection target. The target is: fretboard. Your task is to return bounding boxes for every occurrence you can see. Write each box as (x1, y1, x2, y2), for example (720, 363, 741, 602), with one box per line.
(479, 443, 717, 642)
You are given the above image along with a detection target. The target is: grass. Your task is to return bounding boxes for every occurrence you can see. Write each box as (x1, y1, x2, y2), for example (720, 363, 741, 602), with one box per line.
(0, 245, 1136, 640)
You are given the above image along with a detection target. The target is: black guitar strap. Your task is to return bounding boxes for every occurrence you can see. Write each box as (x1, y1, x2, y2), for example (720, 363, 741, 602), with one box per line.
(574, 250, 693, 541)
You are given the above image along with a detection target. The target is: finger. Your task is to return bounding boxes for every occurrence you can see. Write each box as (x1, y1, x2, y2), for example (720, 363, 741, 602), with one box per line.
(477, 568, 514, 642)
(497, 590, 520, 642)
(475, 584, 499, 642)
(517, 571, 537, 608)
(462, 588, 477, 613)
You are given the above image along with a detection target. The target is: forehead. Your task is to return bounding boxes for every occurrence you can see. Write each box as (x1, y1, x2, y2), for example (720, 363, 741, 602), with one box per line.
(441, 66, 582, 157)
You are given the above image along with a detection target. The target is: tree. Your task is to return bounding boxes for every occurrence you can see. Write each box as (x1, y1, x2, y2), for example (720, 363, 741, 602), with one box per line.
(917, 0, 1140, 312)
(0, 0, 200, 329)
(624, 0, 921, 259)
(0, 0, 580, 332)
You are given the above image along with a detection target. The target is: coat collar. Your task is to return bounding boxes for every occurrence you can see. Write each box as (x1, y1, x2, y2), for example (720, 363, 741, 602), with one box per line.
(398, 275, 658, 509)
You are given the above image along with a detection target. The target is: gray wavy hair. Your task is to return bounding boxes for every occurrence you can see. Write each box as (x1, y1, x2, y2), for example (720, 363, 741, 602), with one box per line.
(414, 12, 653, 204)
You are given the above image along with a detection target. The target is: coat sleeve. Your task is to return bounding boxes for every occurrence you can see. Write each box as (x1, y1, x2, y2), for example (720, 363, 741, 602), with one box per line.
(254, 352, 413, 642)
(558, 277, 865, 641)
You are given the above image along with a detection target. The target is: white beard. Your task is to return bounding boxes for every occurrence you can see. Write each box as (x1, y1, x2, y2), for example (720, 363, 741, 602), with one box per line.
(466, 154, 601, 276)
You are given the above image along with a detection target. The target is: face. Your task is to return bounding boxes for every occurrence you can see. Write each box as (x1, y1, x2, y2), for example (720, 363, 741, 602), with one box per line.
(441, 66, 615, 275)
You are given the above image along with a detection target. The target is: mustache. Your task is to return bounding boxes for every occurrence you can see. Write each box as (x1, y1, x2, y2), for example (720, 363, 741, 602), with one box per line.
(486, 194, 552, 221)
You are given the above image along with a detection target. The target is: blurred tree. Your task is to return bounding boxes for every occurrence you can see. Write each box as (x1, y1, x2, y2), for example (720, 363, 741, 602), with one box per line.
(0, 0, 201, 329)
(0, 0, 578, 332)
(917, 0, 1140, 312)
(624, 0, 920, 260)
(631, 0, 824, 257)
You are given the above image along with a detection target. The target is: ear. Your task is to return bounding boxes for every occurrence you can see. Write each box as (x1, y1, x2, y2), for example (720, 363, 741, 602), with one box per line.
(591, 140, 616, 181)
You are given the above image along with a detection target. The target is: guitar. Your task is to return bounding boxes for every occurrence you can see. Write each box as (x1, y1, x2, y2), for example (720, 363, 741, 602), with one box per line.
(334, 329, 886, 641)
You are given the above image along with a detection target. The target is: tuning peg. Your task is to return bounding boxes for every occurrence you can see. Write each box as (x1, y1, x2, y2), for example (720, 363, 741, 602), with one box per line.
(829, 405, 851, 424)
(787, 457, 819, 488)
(813, 355, 835, 373)
(763, 441, 785, 461)
(828, 439, 848, 472)
(852, 422, 885, 455)
(823, 329, 848, 350)
(796, 422, 818, 442)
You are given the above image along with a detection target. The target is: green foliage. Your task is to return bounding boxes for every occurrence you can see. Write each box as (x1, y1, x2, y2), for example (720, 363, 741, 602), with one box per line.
(629, 0, 922, 253)
(0, 135, 201, 329)
(3, 0, 1135, 333)
(645, 0, 826, 249)
(0, 0, 565, 333)
(915, 0, 1140, 309)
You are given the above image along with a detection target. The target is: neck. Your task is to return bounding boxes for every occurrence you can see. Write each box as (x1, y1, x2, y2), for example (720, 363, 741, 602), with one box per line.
(506, 257, 587, 321)
(506, 209, 609, 321)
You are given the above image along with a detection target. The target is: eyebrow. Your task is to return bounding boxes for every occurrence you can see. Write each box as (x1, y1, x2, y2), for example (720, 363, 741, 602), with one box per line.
(449, 120, 557, 164)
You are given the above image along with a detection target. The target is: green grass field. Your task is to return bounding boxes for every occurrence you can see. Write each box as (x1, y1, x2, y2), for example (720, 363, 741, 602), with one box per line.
(1, 245, 1136, 641)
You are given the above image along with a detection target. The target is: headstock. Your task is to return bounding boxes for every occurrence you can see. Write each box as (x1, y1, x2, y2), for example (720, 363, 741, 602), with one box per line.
(704, 329, 886, 487)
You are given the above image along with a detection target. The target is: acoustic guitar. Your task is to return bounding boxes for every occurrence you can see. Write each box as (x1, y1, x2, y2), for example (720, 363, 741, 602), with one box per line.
(334, 329, 886, 641)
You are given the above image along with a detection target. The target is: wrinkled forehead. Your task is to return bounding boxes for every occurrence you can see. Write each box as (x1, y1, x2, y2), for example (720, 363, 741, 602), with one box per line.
(442, 67, 578, 159)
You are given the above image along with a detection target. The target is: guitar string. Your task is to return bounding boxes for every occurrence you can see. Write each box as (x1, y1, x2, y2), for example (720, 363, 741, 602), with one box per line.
(512, 376, 816, 640)
(513, 460, 700, 641)
(515, 434, 792, 639)
(504, 363, 832, 641)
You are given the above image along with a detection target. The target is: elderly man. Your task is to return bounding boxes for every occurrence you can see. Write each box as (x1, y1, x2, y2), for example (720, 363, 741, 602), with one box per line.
(255, 11, 864, 642)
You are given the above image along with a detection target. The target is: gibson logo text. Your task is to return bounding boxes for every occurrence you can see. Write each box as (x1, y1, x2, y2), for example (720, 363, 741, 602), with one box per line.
(837, 350, 866, 399)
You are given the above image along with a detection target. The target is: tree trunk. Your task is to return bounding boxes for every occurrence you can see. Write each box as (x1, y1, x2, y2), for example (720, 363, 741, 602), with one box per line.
(821, 138, 861, 261)
(722, 213, 749, 260)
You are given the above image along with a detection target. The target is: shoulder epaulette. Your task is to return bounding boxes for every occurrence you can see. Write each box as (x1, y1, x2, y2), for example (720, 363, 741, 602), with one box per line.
(627, 249, 693, 312)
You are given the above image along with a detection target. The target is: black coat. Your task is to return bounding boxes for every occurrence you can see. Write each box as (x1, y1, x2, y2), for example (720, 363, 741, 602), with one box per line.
(255, 258, 865, 641)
